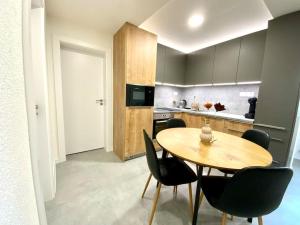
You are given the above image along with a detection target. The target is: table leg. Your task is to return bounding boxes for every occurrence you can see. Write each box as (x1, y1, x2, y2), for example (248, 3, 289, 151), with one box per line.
(192, 166, 203, 225)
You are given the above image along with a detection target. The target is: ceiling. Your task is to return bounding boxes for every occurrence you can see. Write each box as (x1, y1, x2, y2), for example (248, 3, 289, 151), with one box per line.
(46, 0, 300, 53)
(45, 0, 170, 34)
(263, 0, 300, 18)
(140, 0, 272, 53)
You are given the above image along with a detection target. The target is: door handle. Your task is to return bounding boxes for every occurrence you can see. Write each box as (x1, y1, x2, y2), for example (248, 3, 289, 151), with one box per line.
(96, 99, 104, 105)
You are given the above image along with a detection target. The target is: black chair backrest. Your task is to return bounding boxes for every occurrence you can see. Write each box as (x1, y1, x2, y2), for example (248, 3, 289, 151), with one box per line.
(242, 129, 270, 149)
(167, 118, 186, 128)
(143, 130, 161, 181)
(219, 167, 293, 218)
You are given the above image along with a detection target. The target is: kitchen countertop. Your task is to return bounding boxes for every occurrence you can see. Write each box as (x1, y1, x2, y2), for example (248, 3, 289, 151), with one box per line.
(154, 107, 254, 124)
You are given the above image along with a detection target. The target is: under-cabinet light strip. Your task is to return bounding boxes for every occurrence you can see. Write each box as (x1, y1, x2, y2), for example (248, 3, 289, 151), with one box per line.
(155, 81, 261, 87)
(236, 81, 262, 85)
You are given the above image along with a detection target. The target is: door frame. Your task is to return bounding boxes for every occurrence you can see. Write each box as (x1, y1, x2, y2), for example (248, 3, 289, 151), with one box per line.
(52, 35, 112, 162)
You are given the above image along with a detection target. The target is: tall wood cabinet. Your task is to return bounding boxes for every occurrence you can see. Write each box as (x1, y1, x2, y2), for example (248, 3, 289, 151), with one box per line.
(113, 23, 157, 160)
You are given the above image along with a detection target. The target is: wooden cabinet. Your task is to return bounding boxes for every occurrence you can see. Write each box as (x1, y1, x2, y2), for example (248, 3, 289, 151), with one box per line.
(155, 44, 186, 84)
(224, 120, 253, 137)
(208, 117, 225, 132)
(113, 23, 157, 160)
(237, 30, 266, 82)
(124, 107, 153, 158)
(185, 46, 215, 85)
(126, 23, 157, 85)
(181, 112, 252, 136)
(213, 38, 241, 83)
(182, 113, 204, 128)
(173, 112, 182, 119)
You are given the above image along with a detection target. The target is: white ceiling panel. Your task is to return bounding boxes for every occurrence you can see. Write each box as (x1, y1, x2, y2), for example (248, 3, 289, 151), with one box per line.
(45, 0, 170, 34)
(140, 0, 273, 53)
(263, 0, 300, 18)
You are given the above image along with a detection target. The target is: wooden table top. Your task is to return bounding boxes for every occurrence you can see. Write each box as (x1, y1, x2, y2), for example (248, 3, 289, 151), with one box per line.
(156, 128, 273, 170)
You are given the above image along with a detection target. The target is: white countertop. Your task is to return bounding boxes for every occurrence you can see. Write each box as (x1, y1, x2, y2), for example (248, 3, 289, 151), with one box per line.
(154, 107, 254, 124)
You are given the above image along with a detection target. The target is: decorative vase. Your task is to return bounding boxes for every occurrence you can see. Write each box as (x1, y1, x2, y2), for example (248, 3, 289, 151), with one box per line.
(200, 122, 213, 144)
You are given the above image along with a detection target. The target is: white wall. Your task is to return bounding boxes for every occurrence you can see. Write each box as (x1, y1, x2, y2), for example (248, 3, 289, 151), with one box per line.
(45, 17, 113, 161)
(29, 8, 55, 202)
(0, 0, 40, 224)
(290, 101, 300, 162)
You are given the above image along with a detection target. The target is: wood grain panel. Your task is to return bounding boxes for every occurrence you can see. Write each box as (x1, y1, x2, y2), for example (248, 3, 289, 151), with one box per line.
(208, 117, 225, 132)
(113, 22, 157, 160)
(113, 25, 127, 160)
(156, 128, 272, 170)
(125, 107, 153, 158)
(126, 23, 157, 85)
(224, 120, 253, 137)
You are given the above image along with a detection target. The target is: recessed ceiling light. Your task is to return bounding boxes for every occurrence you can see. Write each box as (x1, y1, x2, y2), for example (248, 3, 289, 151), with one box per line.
(188, 15, 204, 28)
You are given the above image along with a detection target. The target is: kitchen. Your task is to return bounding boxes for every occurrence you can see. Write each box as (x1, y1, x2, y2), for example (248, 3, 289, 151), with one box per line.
(4, 1, 300, 225)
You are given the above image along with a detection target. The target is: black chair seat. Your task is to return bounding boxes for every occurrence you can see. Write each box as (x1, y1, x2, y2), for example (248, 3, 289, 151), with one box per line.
(201, 167, 293, 218)
(218, 169, 236, 175)
(201, 176, 230, 207)
(159, 157, 197, 186)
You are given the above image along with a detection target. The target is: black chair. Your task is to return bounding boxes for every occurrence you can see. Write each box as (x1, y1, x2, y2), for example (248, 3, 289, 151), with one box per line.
(219, 129, 270, 176)
(167, 118, 186, 128)
(200, 167, 293, 225)
(141, 130, 197, 225)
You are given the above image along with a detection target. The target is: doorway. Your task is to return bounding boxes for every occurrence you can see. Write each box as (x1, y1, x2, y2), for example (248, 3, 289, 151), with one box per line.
(60, 47, 105, 155)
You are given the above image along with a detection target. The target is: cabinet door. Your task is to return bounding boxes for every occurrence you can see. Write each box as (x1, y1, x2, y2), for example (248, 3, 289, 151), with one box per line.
(126, 24, 157, 85)
(164, 46, 186, 85)
(125, 107, 153, 158)
(185, 46, 215, 85)
(254, 12, 300, 165)
(182, 113, 204, 128)
(156, 44, 165, 83)
(213, 39, 240, 83)
(224, 120, 253, 137)
(237, 30, 266, 82)
(209, 117, 225, 132)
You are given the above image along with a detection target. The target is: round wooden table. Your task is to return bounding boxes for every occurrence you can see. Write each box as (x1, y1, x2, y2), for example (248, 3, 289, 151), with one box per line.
(156, 128, 273, 225)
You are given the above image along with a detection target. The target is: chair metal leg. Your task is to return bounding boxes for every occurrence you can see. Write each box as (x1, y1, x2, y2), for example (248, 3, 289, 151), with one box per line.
(173, 185, 178, 195)
(207, 167, 212, 176)
(142, 174, 152, 198)
(199, 191, 204, 206)
(258, 217, 263, 225)
(149, 183, 162, 225)
(221, 213, 227, 225)
(188, 183, 193, 216)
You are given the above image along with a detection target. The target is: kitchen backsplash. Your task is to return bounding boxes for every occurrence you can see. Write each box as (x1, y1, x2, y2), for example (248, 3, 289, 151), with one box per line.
(154, 84, 259, 115)
(154, 85, 183, 108)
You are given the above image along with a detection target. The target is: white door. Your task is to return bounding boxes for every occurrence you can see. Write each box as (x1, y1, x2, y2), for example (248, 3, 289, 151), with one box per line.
(60, 48, 105, 154)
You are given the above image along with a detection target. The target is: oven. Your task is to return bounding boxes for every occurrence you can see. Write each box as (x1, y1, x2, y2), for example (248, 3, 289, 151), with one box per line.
(152, 112, 174, 139)
(126, 84, 155, 106)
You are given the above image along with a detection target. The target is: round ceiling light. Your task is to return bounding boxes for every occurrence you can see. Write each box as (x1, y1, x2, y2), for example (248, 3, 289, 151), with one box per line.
(188, 15, 204, 28)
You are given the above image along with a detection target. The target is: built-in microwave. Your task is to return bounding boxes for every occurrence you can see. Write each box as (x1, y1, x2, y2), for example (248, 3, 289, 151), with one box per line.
(126, 84, 155, 106)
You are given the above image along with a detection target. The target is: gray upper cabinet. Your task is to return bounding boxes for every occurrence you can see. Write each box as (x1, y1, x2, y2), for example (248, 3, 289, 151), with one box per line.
(156, 44, 165, 83)
(237, 30, 267, 82)
(254, 12, 300, 166)
(213, 38, 241, 83)
(185, 46, 215, 85)
(164, 46, 186, 84)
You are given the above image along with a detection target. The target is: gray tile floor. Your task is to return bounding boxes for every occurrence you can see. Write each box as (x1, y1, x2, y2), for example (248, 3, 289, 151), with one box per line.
(46, 149, 300, 225)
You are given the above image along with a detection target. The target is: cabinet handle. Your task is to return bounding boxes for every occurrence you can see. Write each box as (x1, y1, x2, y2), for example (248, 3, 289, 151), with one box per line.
(270, 137, 284, 143)
(254, 123, 286, 131)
